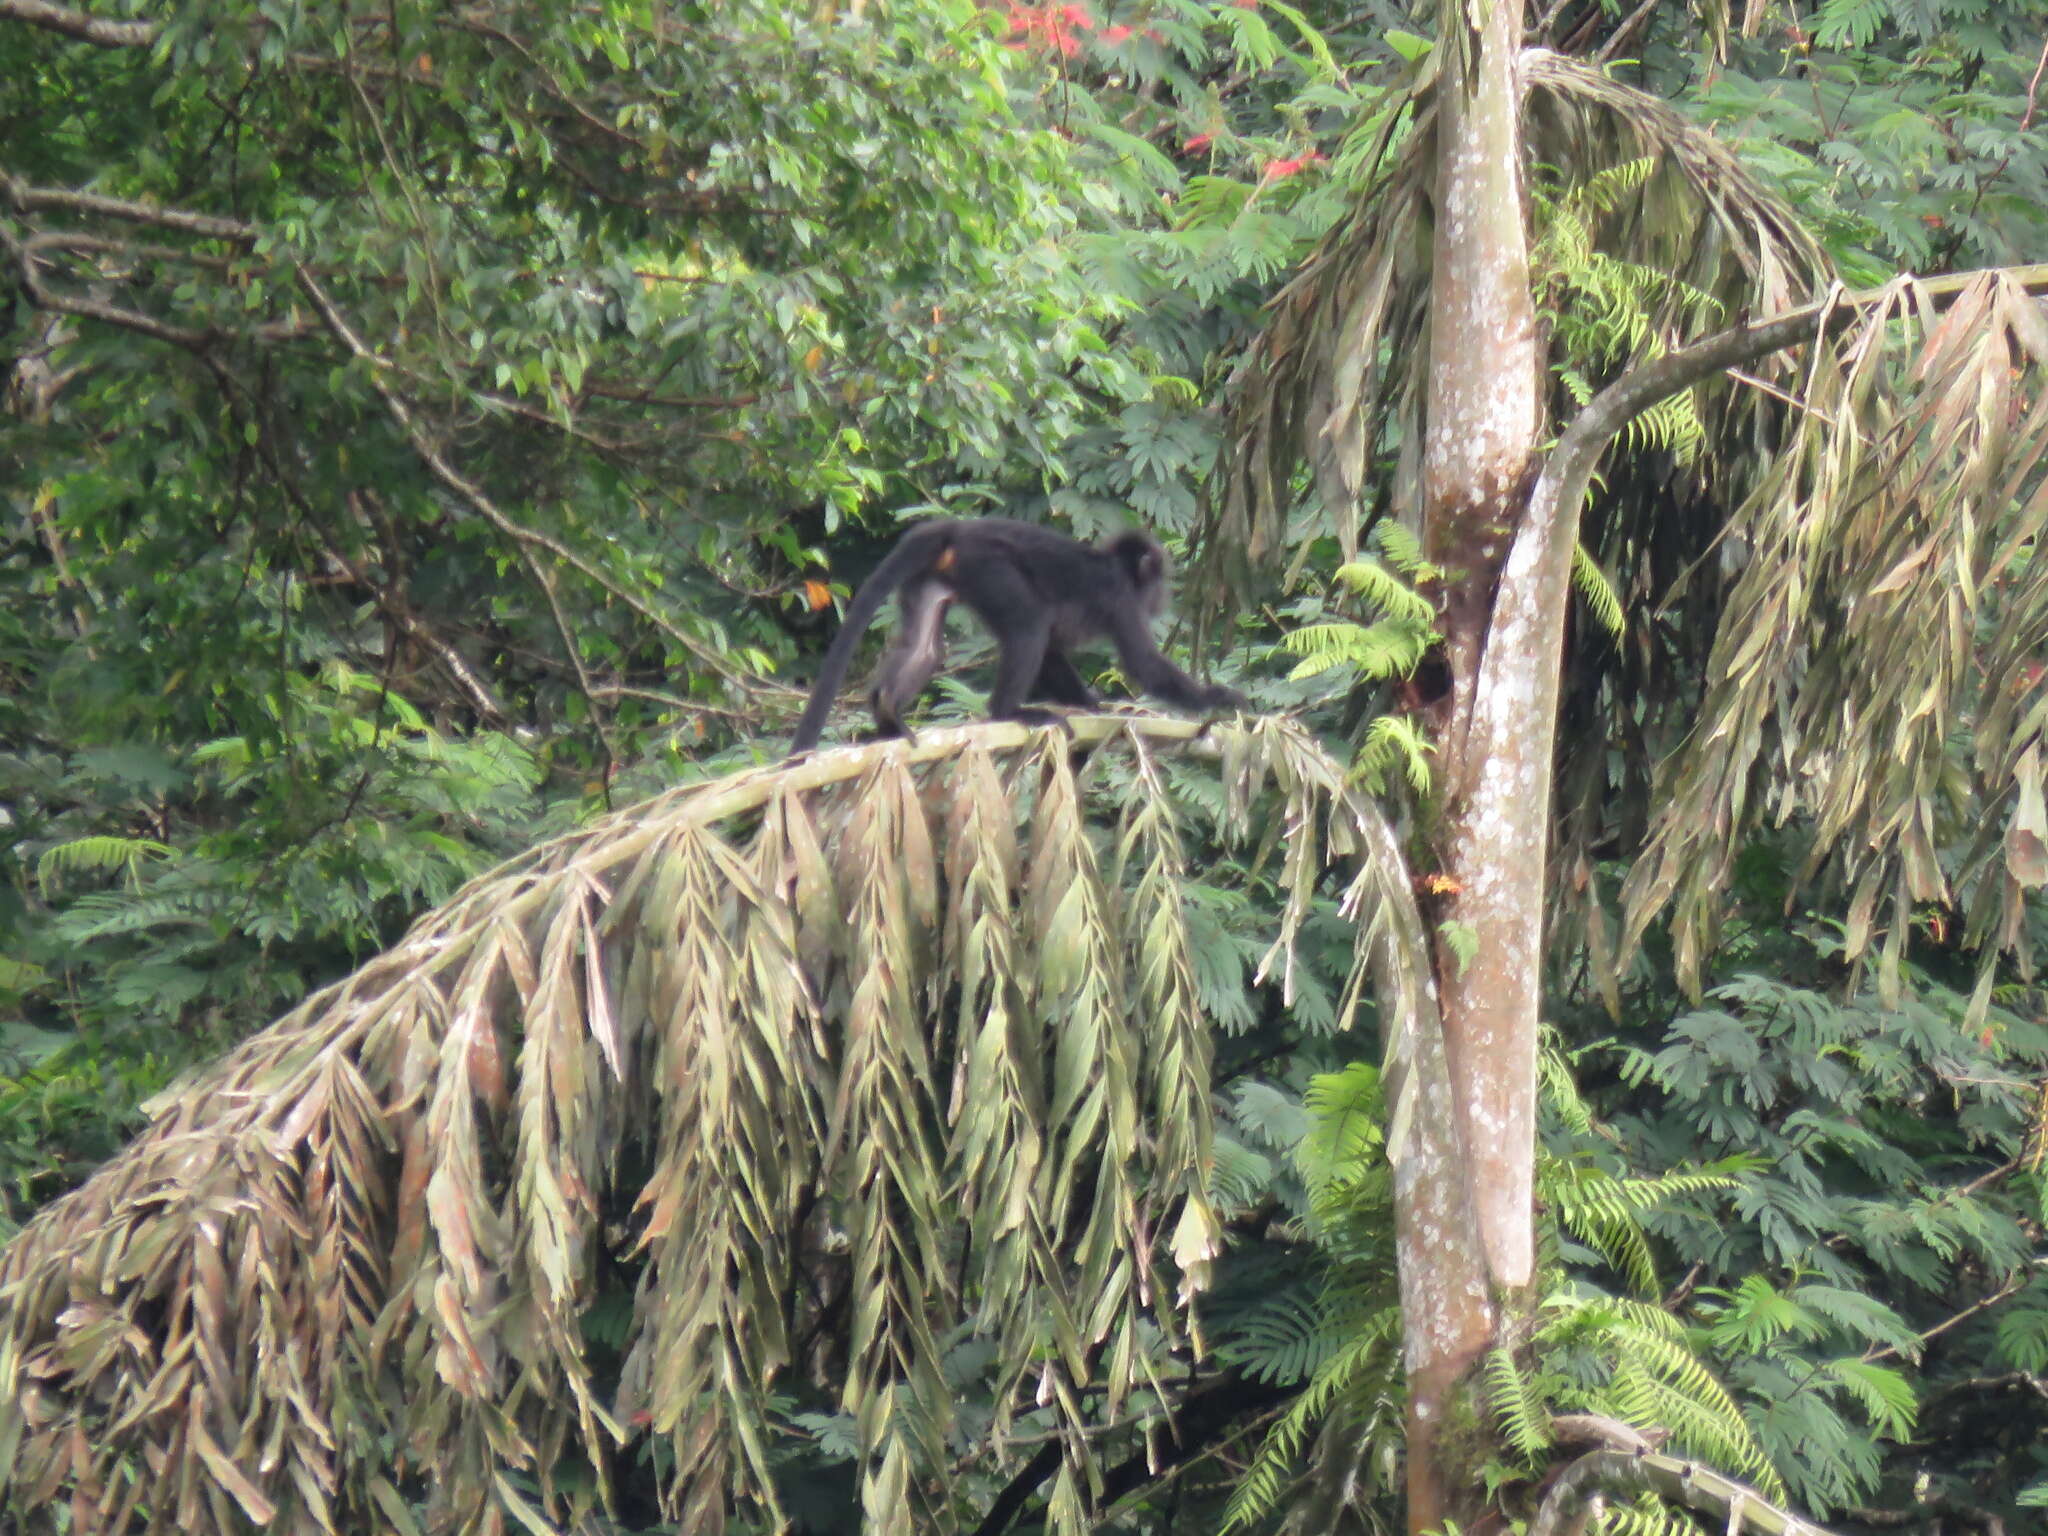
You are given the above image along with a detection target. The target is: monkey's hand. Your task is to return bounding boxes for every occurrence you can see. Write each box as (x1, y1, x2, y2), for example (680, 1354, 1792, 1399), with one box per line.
(1005, 705, 1075, 734)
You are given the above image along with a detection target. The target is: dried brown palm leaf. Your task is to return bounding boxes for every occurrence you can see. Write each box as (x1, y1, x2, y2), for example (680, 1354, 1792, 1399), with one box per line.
(1213, 49, 1830, 600)
(1618, 270, 2048, 1006)
(0, 715, 1427, 1536)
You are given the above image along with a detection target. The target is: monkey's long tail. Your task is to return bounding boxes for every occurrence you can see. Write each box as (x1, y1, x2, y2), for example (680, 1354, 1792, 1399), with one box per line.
(787, 524, 952, 755)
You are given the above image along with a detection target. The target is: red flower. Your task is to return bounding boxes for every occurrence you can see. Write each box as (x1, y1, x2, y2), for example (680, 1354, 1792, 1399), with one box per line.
(1262, 148, 1325, 179)
(1184, 132, 1213, 152)
(1004, 1, 1091, 55)
(1103, 22, 1133, 41)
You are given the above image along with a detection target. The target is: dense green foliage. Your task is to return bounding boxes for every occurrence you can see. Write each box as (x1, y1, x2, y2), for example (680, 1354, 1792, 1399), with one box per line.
(5, 0, 2048, 1532)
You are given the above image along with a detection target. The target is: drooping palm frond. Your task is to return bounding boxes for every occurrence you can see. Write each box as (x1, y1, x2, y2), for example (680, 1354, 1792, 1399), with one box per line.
(1618, 270, 2048, 1003)
(0, 715, 1425, 1536)
(1213, 54, 1437, 580)
(1214, 48, 1830, 592)
(1520, 51, 1828, 324)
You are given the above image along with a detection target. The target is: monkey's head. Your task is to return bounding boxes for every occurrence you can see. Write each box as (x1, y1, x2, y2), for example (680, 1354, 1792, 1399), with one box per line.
(1102, 531, 1170, 619)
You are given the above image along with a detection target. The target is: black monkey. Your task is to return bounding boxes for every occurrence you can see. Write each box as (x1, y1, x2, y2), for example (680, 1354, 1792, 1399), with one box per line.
(788, 518, 1246, 754)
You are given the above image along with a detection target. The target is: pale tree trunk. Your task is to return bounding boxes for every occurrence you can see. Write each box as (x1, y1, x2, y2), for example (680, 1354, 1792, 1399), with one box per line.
(1397, 0, 1554, 1529)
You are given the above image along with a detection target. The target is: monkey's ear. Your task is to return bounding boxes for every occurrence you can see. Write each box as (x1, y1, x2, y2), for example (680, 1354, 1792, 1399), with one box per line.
(1104, 531, 1166, 585)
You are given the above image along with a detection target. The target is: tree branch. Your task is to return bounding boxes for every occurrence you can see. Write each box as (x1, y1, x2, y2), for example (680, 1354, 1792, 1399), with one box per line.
(0, 214, 314, 349)
(0, 170, 257, 244)
(967, 1373, 1292, 1536)
(519, 543, 620, 787)
(315, 534, 512, 727)
(0, 217, 210, 349)
(1093, 1376, 1292, 1513)
(0, 0, 153, 48)
(1863, 1264, 2036, 1365)
(1531, 262, 2048, 567)
(1529, 1451, 1840, 1536)
(580, 379, 760, 411)
(1840, 1494, 2009, 1532)
(1921, 1369, 2048, 1416)
(0, 0, 392, 77)
(1593, 0, 1661, 64)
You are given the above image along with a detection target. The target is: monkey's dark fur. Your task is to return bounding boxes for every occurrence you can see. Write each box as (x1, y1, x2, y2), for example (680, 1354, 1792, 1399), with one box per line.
(788, 518, 1245, 754)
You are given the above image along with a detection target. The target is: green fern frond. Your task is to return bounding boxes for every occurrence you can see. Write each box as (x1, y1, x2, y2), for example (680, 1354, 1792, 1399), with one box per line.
(1563, 1207, 1658, 1295)
(1484, 1348, 1552, 1459)
(1280, 530, 1442, 694)
(1620, 389, 1706, 463)
(1611, 1362, 1779, 1493)
(1437, 919, 1477, 977)
(1281, 620, 1432, 682)
(1570, 544, 1625, 637)
(1576, 157, 1657, 213)
(36, 836, 173, 891)
(50, 888, 222, 942)
(1596, 1493, 1703, 1536)
(1330, 558, 1439, 628)
(1711, 1274, 1825, 1352)
(1220, 1313, 1401, 1533)
(1550, 1161, 1744, 1221)
(1538, 1037, 1596, 1135)
(1817, 1357, 1917, 1441)
(1369, 521, 1433, 576)
(1299, 1061, 1384, 1191)
(1605, 1296, 1689, 1342)
(1532, 160, 1726, 403)
(1352, 715, 1433, 795)
(1533, 1288, 1783, 1499)
(1218, 1288, 1339, 1385)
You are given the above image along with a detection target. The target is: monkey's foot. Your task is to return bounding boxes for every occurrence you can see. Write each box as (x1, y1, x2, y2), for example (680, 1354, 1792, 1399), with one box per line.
(1002, 705, 1072, 730)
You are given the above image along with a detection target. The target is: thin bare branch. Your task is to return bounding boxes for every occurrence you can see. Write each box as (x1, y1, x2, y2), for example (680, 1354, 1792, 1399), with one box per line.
(0, 217, 211, 349)
(0, 170, 257, 243)
(519, 543, 620, 777)
(1593, 0, 1661, 64)
(291, 263, 743, 681)
(1862, 1266, 2038, 1365)
(316, 535, 511, 724)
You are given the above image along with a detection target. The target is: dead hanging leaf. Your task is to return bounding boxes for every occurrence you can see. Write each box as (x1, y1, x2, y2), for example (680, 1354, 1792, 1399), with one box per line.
(804, 579, 833, 611)
(187, 1407, 277, 1525)
(2005, 746, 2048, 887)
(1867, 537, 1936, 595)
